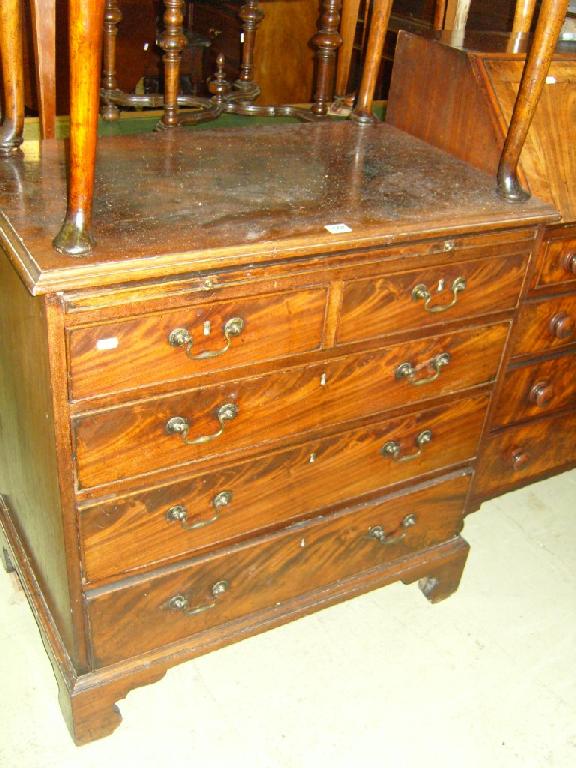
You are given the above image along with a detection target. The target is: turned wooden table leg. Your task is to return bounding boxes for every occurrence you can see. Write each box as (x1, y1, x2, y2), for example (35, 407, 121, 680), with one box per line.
(311, 0, 343, 115)
(335, 0, 362, 98)
(512, 0, 538, 36)
(158, 0, 187, 128)
(0, 0, 25, 155)
(101, 0, 122, 121)
(236, 0, 264, 92)
(497, 0, 569, 201)
(52, 0, 105, 256)
(352, 0, 392, 122)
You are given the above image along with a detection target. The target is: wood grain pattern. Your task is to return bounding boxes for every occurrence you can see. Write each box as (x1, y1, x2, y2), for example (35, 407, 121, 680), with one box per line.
(87, 472, 470, 666)
(534, 235, 576, 289)
(80, 392, 489, 582)
(511, 294, 576, 357)
(491, 350, 576, 427)
(72, 325, 500, 488)
(337, 252, 528, 344)
(68, 287, 327, 399)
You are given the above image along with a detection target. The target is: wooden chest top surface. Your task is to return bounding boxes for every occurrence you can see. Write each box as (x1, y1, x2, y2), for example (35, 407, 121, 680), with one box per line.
(0, 122, 557, 295)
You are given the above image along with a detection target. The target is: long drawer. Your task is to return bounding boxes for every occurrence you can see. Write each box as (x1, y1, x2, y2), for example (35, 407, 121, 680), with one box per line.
(474, 410, 576, 499)
(67, 287, 328, 400)
(80, 392, 489, 581)
(491, 350, 576, 428)
(87, 471, 471, 666)
(511, 294, 576, 358)
(337, 252, 527, 345)
(72, 325, 505, 488)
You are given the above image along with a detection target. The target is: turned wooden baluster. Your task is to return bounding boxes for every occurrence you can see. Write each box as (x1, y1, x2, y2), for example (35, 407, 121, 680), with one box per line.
(158, 0, 187, 128)
(352, 0, 393, 122)
(53, 0, 105, 256)
(497, 0, 569, 201)
(512, 0, 538, 35)
(0, 0, 25, 155)
(311, 0, 343, 115)
(101, 0, 122, 120)
(236, 0, 264, 91)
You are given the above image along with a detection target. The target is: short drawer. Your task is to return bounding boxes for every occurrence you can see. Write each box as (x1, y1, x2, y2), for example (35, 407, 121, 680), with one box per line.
(511, 294, 576, 358)
(87, 471, 471, 666)
(80, 392, 488, 580)
(72, 324, 504, 489)
(474, 411, 576, 499)
(535, 237, 576, 289)
(491, 350, 576, 428)
(337, 252, 527, 345)
(67, 288, 327, 399)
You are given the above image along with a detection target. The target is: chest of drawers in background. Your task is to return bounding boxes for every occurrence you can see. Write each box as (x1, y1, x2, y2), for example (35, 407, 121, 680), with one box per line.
(386, 30, 576, 503)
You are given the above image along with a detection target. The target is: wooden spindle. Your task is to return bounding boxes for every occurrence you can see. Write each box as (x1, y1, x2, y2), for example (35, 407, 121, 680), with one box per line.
(101, 0, 122, 120)
(512, 0, 538, 36)
(311, 0, 343, 115)
(236, 0, 264, 90)
(158, 0, 187, 128)
(335, 0, 361, 97)
(0, 0, 25, 155)
(497, 0, 569, 201)
(434, 0, 447, 30)
(352, 0, 392, 122)
(53, 0, 105, 255)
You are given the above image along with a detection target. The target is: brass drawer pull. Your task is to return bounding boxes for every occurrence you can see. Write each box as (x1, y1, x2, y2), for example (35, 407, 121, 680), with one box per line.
(166, 403, 238, 445)
(367, 513, 417, 545)
(166, 580, 229, 616)
(412, 277, 466, 313)
(395, 352, 451, 386)
(169, 317, 244, 360)
(381, 429, 433, 462)
(166, 490, 233, 530)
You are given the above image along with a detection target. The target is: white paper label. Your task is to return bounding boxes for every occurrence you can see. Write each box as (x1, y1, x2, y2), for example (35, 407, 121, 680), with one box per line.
(96, 337, 119, 351)
(324, 223, 352, 234)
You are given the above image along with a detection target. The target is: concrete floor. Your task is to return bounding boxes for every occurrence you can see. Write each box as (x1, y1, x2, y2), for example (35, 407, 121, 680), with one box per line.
(1, 470, 575, 767)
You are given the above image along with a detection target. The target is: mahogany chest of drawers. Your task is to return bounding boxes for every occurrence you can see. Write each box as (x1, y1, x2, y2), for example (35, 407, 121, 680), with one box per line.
(0, 122, 556, 743)
(386, 30, 576, 502)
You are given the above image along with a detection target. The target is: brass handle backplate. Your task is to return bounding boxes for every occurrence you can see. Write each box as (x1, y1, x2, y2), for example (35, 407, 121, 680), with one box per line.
(166, 402, 238, 446)
(166, 490, 233, 531)
(412, 277, 466, 313)
(395, 352, 451, 386)
(381, 429, 433, 462)
(169, 317, 244, 360)
(166, 579, 229, 616)
(367, 513, 417, 545)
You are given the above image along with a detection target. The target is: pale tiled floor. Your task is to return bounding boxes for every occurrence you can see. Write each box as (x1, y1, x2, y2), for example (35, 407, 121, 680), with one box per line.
(1, 471, 575, 768)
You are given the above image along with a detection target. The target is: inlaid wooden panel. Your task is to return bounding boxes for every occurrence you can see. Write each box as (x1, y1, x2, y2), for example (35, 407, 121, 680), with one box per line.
(337, 252, 527, 345)
(491, 351, 576, 428)
(72, 324, 505, 488)
(80, 393, 488, 582)
(535, 237, 576, 290)
(87, 471, 470, 666)
(68, 288, 327, 400)
(474, 410, 576, 499)
(511, 295, 576, 358)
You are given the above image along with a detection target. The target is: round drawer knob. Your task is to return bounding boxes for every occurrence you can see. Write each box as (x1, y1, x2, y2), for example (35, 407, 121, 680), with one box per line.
(562, 251, 576, 276)
(549, 312, 575, 340)
(511, 449, 531, 471)
(529, 380, 554, 408)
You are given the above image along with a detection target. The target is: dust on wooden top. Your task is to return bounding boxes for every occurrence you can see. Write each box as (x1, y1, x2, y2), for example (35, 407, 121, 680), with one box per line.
(0, 121, 557, 295)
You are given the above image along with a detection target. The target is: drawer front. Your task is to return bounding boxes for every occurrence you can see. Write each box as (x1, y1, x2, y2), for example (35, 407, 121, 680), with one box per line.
(337, 252, 527, 345)
(535, 238, 576, 289)
(491, 351, 576, 427)
(81, 393, 488, 581)
(87, 472, 471, 666)
(73, 324, 504, 488)
(474, 411, 576, 499)
(512, 294, 576, 358)
(68, 288, 327, 399)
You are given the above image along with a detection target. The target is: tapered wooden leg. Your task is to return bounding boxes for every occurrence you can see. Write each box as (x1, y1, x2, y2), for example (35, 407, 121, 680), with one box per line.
(30, 0, 56, 139)
(0, 0, 25, 155)
(52, 0, 105, 256)
(335, 0, 362, 98)
(311, 0, 343, 115)
(101, 0, 122, 121)
(512, 0, 538, 36)
(236, 0, 264, 92)
(158, 0, 187, 128)
(497, 0, 569, 201)
(433, 0, 447, 30)
(352, 0, 392, 122)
